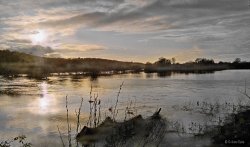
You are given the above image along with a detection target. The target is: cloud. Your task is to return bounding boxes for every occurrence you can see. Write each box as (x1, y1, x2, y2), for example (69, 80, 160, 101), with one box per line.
(0, 0, 250, 62)
(60, 2, 168, 32)
(44, 52, 62, 58)
(7, 39, 31, 44)
(42, 43, 107, 58)
(57, 43, 106, 52)
(6, 43, 107, 58)
(166, 0, 248, 11)
(1, 0, 249, 32)
(1, 0, 248, 34)
(9, 45, 54, 57)
(20, 0, 248, 36)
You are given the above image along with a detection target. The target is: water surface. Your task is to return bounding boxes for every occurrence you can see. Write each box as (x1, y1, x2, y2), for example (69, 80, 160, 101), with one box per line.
(0, 70, 250, 146)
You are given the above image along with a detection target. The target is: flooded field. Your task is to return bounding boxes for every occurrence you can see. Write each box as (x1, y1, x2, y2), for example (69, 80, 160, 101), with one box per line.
(1, 70, 250, 146)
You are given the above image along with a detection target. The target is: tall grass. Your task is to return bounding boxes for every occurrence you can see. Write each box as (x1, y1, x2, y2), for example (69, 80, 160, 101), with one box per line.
(75, 96, 84, 133)
(65, 96, 72, 147)
(112, 81, 124, 121)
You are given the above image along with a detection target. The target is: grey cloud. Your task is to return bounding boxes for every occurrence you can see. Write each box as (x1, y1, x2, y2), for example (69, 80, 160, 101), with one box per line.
(1, 0, 250, 62)
(57, 48, 105, 52)
(167, 0, 249, 11)
(7, 39, 31, 44)
(34, 0, 249, 33)
(6, 43, 105, 58)
(36, 2, 167, 32)
(2, 0, 247, 34)
(39, 12, 105, 28)
(144, 0, 249, 12)
(68, 0, 125, 6)
(10, 45, 54, 57)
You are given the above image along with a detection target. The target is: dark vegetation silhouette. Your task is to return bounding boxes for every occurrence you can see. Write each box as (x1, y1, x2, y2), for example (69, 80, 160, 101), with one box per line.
(212, 110, 250, 146)
(0, 50, 143, 78)
(0, 50, 250, 79)
(145, 57, 250, 73)
(211, 82, 250, 146)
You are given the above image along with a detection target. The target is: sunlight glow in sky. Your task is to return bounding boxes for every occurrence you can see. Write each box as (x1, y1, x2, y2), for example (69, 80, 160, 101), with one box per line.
(0, 0, 250, 62)
(31, 30, 47, 45)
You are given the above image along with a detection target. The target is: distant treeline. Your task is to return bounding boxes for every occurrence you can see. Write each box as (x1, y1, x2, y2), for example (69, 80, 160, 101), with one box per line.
(0, 50, 249, 78)
(144, 57, 250, 73)
(0, 50, 143, 78)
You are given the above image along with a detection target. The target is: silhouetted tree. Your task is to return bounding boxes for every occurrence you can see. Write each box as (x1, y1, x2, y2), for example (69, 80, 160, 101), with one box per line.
(233, 58, 241, 64)
(195, 58, 214, 64)
(144, 62, 155, 72)
(155, 57, 171, 66)
(171, 57, 176, 64)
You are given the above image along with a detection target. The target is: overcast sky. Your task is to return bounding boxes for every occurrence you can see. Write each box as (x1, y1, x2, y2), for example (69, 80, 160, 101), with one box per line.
(0, 0, 250, 62)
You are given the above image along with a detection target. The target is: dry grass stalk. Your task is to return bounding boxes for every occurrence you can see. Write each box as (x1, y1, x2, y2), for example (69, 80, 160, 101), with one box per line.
(239, 80, 250, 99)
(112, 81, 124, 121)
(86, 85, 102, 128)
(97, 99, 101, 125)
(93, 93, 98, 128)
(87, 85, 93, 127)
(76, 96, 84, 133)
(57, 125, 66, 147)
(65, 96, 72, 147)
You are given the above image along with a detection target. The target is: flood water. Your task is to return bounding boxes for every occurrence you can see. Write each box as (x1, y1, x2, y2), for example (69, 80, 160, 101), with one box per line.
(1, 70, 250, 146)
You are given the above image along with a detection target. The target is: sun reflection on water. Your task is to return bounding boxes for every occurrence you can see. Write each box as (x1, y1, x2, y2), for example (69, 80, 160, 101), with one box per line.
(29, 81, 59, 115)
(40, 81, 49, 111)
